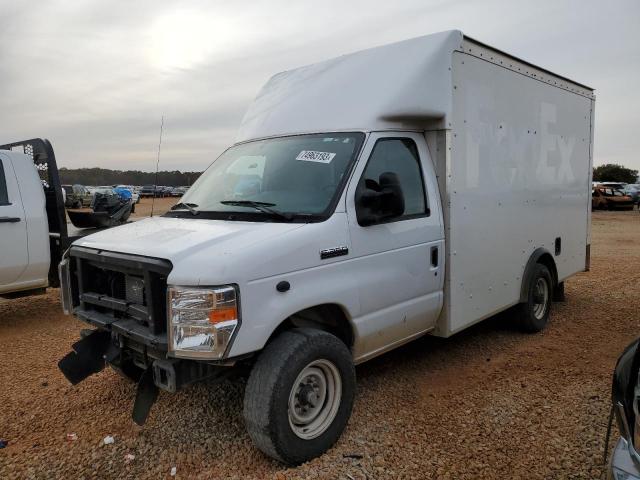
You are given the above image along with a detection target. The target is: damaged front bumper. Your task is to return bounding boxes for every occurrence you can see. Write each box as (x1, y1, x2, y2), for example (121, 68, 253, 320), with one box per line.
(58, 329, 233, 425)
(58, 248, 237, 425)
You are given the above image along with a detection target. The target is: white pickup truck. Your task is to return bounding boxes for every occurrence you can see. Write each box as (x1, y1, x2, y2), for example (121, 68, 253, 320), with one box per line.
(0, 139, 72, 297)
(58, 30, 594, 464)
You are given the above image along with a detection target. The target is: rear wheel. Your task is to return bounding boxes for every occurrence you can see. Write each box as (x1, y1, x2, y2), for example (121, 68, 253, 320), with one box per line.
(243, 328, 355, 465)
(515, 263, 553, 332)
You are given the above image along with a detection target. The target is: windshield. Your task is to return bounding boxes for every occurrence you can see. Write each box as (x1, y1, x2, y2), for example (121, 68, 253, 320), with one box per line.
(601, 188, 625, 197)
(175, 133, 364, 220)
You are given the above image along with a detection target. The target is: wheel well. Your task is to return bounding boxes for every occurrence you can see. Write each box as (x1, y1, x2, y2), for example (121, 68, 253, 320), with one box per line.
(536, 252, 558, 287)
(266, 304, 354, 349)
(520, 248, 558, 303)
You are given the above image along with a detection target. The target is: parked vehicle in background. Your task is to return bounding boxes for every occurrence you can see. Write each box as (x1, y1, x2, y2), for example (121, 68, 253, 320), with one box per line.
(609, 337, 640, 479)
(598, 182, 627, 190)
(62, 185, 77, 208)
(68, 186, 133, 229)
(113, 186, 136, 213)
(58, 31, 594, 465)
(592, 186, 634, 210)
(140, 185, 171, 197)
(116, 185, 140, 204)
(622, 184, 640, 204)
(62, 184, 92, 208)
(0, 139, 87, 297)
(592, 187, 608, 210)
(140, 185, 157, 197)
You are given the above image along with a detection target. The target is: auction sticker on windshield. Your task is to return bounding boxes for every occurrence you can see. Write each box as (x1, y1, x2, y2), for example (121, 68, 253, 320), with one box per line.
(296, 150, 336, 163)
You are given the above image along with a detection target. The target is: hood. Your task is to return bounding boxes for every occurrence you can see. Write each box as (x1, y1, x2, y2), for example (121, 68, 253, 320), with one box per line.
(73, 216, 305, 264)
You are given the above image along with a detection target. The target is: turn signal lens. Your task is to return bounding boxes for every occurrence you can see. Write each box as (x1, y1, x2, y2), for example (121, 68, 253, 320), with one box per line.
(209, 306, 238, 324)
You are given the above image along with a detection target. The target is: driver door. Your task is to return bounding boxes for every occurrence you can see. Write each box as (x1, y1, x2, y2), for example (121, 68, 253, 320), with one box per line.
(0, 154, 29, 289)
(345, 132, 444, 361)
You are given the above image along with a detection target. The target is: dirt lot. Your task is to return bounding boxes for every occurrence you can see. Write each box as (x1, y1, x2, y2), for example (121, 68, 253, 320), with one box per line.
(131, 197, 176, 218)
(1, 210, 638, 479)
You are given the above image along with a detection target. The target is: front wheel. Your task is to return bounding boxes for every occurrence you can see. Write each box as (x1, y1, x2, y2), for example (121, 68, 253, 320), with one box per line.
(515, 263, 553, 332)
(243, 328, 355, 465)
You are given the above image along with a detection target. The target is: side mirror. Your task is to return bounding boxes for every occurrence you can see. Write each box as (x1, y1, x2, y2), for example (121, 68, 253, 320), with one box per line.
(356, 172, 405, 226)
(612, 338, 640, 455)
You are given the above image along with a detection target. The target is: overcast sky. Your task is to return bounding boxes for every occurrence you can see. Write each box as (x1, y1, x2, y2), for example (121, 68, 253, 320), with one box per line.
(1, 0, 638, 172)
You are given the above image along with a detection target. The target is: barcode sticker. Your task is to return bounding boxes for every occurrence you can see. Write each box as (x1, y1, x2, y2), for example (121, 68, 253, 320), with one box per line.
(295, 150, 336, 164)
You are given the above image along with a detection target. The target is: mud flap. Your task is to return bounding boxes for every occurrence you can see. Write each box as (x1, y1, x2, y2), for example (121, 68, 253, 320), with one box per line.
(132, 368, 159, 426)
(58, 330, 112, 385)
(553, 281, 566, 302)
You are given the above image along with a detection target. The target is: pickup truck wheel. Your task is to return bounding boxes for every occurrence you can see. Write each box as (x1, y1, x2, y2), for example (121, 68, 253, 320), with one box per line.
(516, 263, 553, 332)
(243, 328, 355, 465)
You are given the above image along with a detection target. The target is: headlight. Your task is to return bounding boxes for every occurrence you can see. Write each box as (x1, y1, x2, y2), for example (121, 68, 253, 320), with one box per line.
(168, 286, 239, 359)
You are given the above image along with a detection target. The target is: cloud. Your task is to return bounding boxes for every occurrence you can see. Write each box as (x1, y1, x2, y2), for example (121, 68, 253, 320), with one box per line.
(0, 0, 638, 172)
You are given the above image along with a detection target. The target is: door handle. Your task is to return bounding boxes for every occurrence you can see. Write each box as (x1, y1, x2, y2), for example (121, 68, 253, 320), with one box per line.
(0, 217, 21, 223)
(431, 246, 438, 267)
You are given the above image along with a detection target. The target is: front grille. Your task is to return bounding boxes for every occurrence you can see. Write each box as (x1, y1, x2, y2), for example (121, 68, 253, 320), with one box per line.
(125, 275, 145, 305)
(68, 247, 172, 346)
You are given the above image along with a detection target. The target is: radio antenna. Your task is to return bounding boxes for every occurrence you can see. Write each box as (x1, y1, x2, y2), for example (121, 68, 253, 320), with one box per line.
(150, 115, 164, 217)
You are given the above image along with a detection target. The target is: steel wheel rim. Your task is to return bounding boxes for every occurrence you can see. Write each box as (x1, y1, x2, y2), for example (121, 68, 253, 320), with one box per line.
(288, 359, 342, 440)
(532, 277, 550, 320)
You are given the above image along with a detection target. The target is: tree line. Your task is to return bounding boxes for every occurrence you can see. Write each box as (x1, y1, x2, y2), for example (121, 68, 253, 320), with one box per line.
(55, 163, 640, 187)
(593, 164, 638, 184)
(58, 167, 201, 187)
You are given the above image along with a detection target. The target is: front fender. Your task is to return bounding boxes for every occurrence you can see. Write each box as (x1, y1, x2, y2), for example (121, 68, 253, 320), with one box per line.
(227, 259, 362, 358)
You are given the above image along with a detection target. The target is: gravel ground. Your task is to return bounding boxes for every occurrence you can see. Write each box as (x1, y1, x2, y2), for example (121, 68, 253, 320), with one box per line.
(0, 210, 638, 479)
(129, 197, 176, 217)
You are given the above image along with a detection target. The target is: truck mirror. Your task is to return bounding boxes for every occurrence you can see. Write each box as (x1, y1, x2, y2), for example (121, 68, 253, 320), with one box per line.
(356, 172, 405, 226)
(612, 338, 640, 446)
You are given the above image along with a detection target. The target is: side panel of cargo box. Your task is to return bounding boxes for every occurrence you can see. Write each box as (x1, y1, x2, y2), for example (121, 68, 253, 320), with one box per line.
(433, 45, 594, 337)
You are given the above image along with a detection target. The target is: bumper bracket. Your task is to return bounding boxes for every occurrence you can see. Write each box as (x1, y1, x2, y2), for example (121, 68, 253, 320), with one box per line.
(132, 368, 159, 426)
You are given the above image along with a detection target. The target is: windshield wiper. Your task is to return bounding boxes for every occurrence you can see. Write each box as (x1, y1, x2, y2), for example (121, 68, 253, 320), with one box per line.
(170, 202, 199, 215)
(219, 200, 293, 221)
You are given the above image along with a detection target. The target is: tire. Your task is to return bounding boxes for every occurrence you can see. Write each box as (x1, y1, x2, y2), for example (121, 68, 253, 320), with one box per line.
(243, 328, 355, 465)
(515, 263, 553, 333)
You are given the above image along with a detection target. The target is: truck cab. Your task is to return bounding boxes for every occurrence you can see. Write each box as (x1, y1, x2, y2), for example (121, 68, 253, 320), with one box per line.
(58, 30, 594, 465)
(0, 139, 68, 296)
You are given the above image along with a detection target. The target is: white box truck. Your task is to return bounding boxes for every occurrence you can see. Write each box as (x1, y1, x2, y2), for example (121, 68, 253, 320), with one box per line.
(58, 30, 594, 464)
